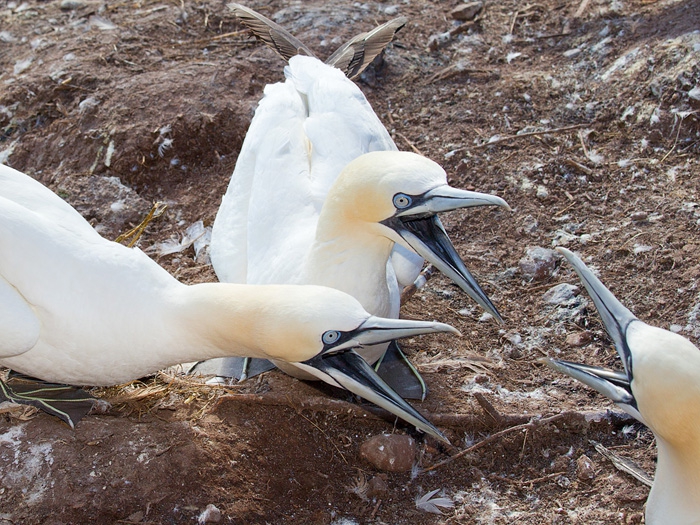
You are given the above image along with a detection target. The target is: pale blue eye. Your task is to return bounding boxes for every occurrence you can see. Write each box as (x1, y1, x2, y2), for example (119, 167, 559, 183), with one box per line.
(322, 330, 341, 345)
(393, 193, 412, 209)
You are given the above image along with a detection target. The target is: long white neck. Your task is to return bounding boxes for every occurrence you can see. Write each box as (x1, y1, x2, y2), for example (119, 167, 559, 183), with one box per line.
(3, 283, 291, 386)
(303, 216, 396, 318)
(646, 437, 700, 524)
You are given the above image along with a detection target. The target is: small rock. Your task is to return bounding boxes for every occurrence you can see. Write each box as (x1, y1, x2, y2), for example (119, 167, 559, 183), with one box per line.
(566, 331, 592, 347)
(669, 324, 683, 333)
(60, 0, 86, 9)
(630, 211, 648, 222)
(360, 434, 417, 472)
(451, 1, 482, 21)
(383, 5, 399, 16)
(366, 476, 389, 498)
(576, 454, 596, 481)
(543, 283, 579, 305)
(125, 511, 144, 523)
(536, 185, 549, 198)
(473, 374, 489, 384)
(688, 85, 700, 101)
(519, 247, 557, 281)
(521, 214, 538, 234)
(198, 504, 222, 524)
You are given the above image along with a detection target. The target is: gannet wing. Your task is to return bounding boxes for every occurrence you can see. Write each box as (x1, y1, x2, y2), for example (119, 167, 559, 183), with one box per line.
(210, 75, 313, 284)
(0, 164, 100, 241)
(228, 3, 316, 61)
(0, 274, 40, 358)
(326, 17, 407, 79)
(211, 55, 405, 285)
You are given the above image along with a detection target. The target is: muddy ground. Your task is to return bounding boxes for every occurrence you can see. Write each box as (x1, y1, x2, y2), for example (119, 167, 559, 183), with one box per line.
(1, 0, 699, 523)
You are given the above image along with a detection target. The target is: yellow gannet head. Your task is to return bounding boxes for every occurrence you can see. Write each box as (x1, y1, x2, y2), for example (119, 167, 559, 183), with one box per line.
(323, 150, 510, 321)
(217, 283, 457, 442)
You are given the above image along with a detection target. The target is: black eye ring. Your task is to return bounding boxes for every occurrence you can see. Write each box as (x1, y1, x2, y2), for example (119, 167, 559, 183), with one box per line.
(322, 330, 341, 345)
(393, 193, 412, 209)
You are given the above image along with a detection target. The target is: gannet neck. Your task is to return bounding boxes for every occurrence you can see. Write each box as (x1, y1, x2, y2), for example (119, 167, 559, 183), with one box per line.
(176, 283, 327, 363)
(305, 219, 396, 317)
(647, 437, 700, 525)
(625, 323, 700, 524)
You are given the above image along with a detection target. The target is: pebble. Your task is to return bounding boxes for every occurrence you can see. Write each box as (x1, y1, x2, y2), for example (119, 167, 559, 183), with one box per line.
(630, 211, 648, 222)
(60, 0, 86, 9)
(360, 434, 417, 472)
(669, 324, 683, 333)
(367, 476, 389, 498)
(451, 1, 482, 21)
(566, 331, 592, 347)
(197, 504, 222, 524)
(383, 6, 399, 16)
(542, 283, 579, 305)
(519, 247, 557, 281)
(576, 454, 596, 481)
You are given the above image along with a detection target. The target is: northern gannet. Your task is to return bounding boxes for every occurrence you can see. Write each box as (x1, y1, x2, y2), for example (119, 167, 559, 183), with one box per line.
(204, 6, 510, 397)
(543, 247, 700, 524)
(0, 163, 458, 440)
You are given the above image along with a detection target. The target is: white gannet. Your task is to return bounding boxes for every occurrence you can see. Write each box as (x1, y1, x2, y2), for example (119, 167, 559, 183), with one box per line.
(0, 163, 459, 440)
(203, 5, 510, 396)
(543, 247, 700, 524)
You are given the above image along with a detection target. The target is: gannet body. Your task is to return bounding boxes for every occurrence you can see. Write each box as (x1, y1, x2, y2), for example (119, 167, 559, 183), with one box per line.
(206, 9, 509, 393)
(544, 248, 700, 524)
(0, 163, 457, 440)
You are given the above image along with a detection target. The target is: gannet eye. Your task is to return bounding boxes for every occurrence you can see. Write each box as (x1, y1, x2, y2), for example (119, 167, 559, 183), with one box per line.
(393, 193, 412, 209)
(322, 330, 341, 345)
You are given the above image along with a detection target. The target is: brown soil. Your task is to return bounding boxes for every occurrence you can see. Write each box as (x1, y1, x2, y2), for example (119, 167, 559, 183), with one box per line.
(1, 0, 699, 523)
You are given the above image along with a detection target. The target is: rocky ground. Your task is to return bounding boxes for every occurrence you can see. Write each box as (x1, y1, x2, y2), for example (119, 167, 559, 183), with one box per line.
(1, 0, 699, 523)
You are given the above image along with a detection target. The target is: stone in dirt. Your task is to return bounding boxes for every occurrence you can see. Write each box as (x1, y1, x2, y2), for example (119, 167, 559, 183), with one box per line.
(360, 434, 417, 472)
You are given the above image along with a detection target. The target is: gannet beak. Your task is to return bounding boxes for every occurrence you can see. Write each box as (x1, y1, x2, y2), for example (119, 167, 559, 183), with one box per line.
(298, 316, 458, 443)
(398, 185, 511, 217)
(541, 248, 643, 421)
(382, 186, 510, 322)
(310, 350, 449, 443)
(555, 247, 638, 376)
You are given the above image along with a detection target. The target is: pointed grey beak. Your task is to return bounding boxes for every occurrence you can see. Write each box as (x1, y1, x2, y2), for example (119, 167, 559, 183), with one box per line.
(556, 248, 638, 376)
(309, 350, 449, 443)
(395, 185, 511, 218)
(296, 315, 458, 443)
(542, 248, 645, 422)
(331, 315, 459, 352)
(383, 186, 509, 322)
(540, 358, 635, 407)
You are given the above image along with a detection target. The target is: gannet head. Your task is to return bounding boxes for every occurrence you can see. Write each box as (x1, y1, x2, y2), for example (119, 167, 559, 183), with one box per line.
(227, 284, 457, 442)
(543, 248, 700, 432)
(542, 248, 700, 522)
(327, 150, 511, 321)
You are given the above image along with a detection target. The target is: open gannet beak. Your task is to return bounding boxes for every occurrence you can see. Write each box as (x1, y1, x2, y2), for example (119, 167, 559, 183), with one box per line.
(541, 247, 642, 421)
(382, 186, 510, 322)
(297, 316, 458, 443)
(555, 247, 638, 376)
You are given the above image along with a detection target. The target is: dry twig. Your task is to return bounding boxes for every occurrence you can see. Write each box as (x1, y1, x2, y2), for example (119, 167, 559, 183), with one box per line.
(417, 412, 569, 475)
(593, 440, 653, 487)
(472, 124, 588, 150)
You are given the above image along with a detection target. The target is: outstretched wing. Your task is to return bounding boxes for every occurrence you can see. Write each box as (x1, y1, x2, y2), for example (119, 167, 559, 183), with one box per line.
(228, 3, 316, 61)
(326, 17, 407, 79)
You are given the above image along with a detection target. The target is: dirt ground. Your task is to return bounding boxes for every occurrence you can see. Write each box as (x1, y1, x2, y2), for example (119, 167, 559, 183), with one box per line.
(1, 0, 699, 523)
